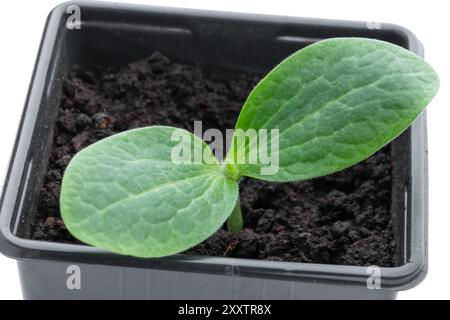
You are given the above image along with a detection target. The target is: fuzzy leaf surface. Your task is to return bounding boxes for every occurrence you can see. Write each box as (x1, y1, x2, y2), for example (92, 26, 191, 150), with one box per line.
(61, 126, 238, 257)
(227, 38, 439, 181)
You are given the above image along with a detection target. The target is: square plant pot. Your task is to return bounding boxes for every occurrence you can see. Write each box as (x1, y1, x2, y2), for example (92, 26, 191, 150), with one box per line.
(0, 1, 428, 300)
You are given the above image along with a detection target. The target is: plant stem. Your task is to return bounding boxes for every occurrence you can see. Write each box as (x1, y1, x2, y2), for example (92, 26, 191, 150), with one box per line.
(227, 198, 243, 233)
(222, 163, 241, 181)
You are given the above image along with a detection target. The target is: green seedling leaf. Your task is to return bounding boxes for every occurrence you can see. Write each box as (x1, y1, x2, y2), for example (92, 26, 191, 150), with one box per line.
(61, 37, 439, 257)
(225, 38, 439, 181)
(60, 126, 238, 257)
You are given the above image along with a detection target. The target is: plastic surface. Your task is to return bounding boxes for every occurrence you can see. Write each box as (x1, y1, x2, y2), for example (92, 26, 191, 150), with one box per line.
(0, 1, 427, 299)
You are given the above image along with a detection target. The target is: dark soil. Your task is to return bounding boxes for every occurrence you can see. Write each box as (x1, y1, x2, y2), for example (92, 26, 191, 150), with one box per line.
(30, 52, 396, 267)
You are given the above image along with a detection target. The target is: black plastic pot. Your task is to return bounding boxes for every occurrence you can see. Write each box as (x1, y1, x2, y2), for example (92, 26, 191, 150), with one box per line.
(0, 1, 428, 300)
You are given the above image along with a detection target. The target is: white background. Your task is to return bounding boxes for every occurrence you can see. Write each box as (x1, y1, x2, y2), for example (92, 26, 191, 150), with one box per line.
(0, 0, 448, 300)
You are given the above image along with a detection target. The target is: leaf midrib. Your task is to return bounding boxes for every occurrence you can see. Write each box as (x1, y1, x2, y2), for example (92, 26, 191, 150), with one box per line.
(241, 70, 427, 159)
(71, 171, 222, 226)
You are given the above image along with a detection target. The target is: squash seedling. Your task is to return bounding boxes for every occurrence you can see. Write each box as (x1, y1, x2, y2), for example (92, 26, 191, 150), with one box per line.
(60, 38, 439, 258)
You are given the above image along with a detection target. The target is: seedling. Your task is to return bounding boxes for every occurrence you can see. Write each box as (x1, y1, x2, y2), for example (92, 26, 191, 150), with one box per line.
(60, 38, 439, 258)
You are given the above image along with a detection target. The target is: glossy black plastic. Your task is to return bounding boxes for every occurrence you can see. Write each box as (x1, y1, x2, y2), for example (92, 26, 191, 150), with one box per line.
(0, 1, 428, 299)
